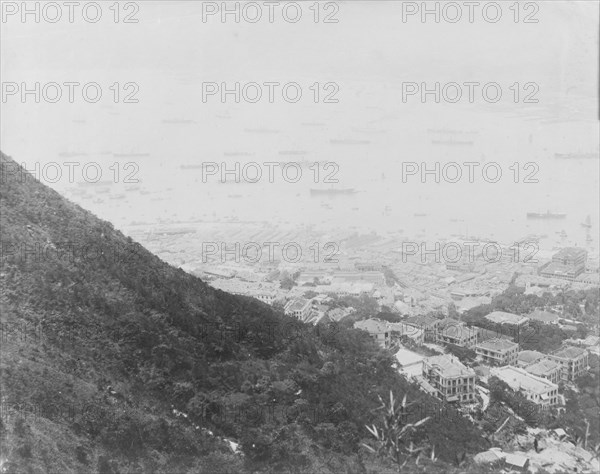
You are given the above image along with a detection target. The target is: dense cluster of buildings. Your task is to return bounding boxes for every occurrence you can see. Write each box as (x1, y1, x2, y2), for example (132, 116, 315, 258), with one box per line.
(354, 305, 593, 410)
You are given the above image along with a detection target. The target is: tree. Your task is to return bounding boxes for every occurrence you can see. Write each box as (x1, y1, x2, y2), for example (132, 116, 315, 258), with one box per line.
(362, 391, 434, 472)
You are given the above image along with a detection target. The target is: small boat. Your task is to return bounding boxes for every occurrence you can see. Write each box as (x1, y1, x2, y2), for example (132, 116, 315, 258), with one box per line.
(431, 140, 473, 146)
(581, 215, 592, 228)
(330, 139, 370, 145)
(526, 211, 566, 219)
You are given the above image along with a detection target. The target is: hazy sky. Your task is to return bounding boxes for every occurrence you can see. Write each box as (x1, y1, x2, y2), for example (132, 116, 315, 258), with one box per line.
(2, 1, 598, 249)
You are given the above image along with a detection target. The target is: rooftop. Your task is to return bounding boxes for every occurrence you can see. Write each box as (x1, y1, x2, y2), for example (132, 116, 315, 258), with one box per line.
(424, 354, 475, 378)
(285, 298, 311, 312)
(525, 359, 560, 377)
(437, 318, 466, 329)
(354, 318, 388, 335)
(517, 350, 545, 364)
(552, 346, 588, 359)
(405, 315, 439, 328)
(553, 247, 587, 260)
(541, 262, 581, 277)
(491, 366, 558, 395)
(476, 338, 519, 352)
(485, 311, 529, 326)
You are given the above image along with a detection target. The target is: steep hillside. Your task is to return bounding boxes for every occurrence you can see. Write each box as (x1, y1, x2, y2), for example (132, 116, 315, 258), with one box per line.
(0, 152, 487, 473)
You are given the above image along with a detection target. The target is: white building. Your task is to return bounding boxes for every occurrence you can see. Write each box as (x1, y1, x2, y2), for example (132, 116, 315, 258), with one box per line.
(284, 298, 312, 322)
(491, 366, 559, 408)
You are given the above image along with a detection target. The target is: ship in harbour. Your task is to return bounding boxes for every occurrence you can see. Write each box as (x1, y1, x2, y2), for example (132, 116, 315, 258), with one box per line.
(330, 139, 371, 145)
(526, 211, 566, 219)
(581, 215, 592, 228)
(431, 139, 474, 146)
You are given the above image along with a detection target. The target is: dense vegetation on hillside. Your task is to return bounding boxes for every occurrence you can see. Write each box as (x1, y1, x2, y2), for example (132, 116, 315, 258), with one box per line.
(0, 152, 488, 473)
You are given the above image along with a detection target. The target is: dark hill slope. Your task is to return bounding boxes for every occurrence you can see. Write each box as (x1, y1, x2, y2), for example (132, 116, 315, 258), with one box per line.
(0, 152, 487, 473)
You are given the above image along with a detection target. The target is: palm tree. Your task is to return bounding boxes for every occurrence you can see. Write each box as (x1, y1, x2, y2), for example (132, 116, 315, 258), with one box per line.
(362, 391, 435, 471)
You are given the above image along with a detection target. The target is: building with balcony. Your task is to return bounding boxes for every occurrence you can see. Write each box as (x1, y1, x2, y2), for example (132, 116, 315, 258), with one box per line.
(552, 247, 587, 267)
(491, 366, 559, 408)
(548, 346, 589, 382)
(475, 338, 519, 366)
(540, 248, 588, 281)
(254, 292, 276, 305)
(284, 298, 312, 322)
(422, 355, 477, 403)
(435, 318, 478, 348)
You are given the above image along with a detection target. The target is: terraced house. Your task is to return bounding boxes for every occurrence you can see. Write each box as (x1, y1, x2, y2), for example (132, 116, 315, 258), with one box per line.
(422, 354, 477, 403)
(548, 346, 589, 382)
(475, 338, 519, 366)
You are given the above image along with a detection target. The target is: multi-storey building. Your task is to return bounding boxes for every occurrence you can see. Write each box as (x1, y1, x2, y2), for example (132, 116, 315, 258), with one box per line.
(387, 322, 425, 345)
(422, 355, 477, 403)
(524, 358, 562, 385)
(552, 247, 587, 267)
(484, 311, 530, 329)
(548, 346, 589, 382)
(475, 338, 519, 366)
(354, 319, 391, 348)
(405, 315, 441, 342)
(540, 248, 588, 281)
(284, 298, 312, 322)
(491, 366, 560, 408)
(516, 350, 545, 368)
(354, 318, 424, 348)
(435, 318, 478, 348)
(254, 292, 276, 305)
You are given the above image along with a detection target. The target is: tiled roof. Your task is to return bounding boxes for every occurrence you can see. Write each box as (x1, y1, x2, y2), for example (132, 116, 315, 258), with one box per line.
(552, 346, 587, 359)
(425, 355, 475, 378)
(525, 359, 560, 377)
(285, 298, 310, 312)
(553, 247, 587, 260)
(476, 338, 518, 352)
(485, 311, 529, 325)
(405, 315, 439, 327)
(517, 350, 545, 364)
(354, 318, 388, 334)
